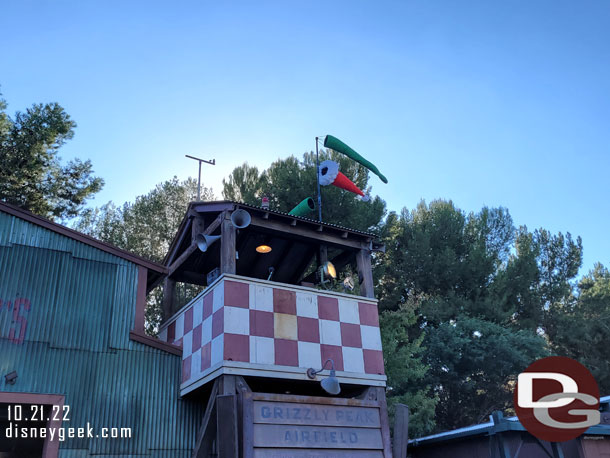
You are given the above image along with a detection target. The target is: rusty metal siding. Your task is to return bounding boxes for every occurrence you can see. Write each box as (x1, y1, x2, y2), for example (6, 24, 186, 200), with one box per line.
(0, 210, 202, 456)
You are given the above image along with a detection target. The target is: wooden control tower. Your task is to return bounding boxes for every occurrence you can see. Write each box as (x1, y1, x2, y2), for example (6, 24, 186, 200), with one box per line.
(158, 201, 397, 457)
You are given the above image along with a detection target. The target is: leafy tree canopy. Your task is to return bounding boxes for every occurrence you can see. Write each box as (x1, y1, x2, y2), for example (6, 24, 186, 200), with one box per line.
(74, 177, 214, 333)
(0, 91, 103, 220)
(374, 199, 582, 433)
(547, 263, 610, 394)
(222, 150, 386, 233)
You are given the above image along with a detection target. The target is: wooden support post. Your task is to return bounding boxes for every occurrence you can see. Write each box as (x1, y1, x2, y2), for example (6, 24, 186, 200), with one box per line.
(217, 394, 238, 458)
(393, 404, 409, 458)
(192, 379, 219, 458)
(162, 278, 175, 321)
(376, 387, 393, 458)
(356, 246, 374, 298)
(192, 216, 206, 241)
(221, 213, 236, 274)
(319, 244, 328, 265)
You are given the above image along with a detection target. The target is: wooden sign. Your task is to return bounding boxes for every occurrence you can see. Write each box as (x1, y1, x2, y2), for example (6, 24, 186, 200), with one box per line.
(242, 391, 392, 457)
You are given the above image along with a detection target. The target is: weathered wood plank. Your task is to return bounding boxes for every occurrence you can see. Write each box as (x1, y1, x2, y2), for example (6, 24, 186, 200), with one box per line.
(356, 248, 374, 298)
(192, 379, 219, 458)
(251, 392, 379, 408)
(217, 394, 238, 458)
(221, 215, 236, 274)
(253, 449, 384, 458)
(253, 401, 380, 428)
(393, 404, 409, 458)
(252, 424, 383, 449)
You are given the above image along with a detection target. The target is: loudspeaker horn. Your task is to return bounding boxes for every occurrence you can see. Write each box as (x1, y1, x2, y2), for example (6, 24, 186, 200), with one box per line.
(231, 209, 251, 229)
(195, 234, 220, 252)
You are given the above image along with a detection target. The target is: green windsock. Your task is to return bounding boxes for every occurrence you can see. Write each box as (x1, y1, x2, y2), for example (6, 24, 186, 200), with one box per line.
(323, 135, 388, 184)
(288, 197, 316, 217)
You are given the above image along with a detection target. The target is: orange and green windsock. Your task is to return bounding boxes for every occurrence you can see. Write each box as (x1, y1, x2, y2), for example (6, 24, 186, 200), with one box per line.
(323, 135, 388, 184)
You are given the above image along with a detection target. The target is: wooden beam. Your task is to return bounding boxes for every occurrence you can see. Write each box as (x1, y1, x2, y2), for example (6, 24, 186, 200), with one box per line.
(168, 243, 198, 277)
(221, 214, 236, 274)
(161, 278, 175, 321)
(393, 404, 409, 458)
(168, 214, 224, 278)
(192, 379, 219, 458)
(249, 215, 362, 250)
(217, 394, 238, 458)
(356, 247, 374, 298)
(191, 216, 206, 241)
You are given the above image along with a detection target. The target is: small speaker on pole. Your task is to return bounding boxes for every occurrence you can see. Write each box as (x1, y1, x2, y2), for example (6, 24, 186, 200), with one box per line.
(195, 234, 220, 252)
(231, 209, 251, 229)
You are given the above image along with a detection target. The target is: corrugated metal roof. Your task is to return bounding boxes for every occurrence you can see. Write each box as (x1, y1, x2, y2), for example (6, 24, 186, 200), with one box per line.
(230, 200, 378, 237)
(0, 201, 166, 273)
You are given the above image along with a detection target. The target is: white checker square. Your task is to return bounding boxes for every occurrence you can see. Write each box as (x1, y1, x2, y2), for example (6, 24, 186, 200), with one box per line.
(201, 316, 213, 346)
(193, 298, 203, 327)
(224, 306, 250, 335)
(158, 328, 168, 342)
(175, 314, 185, 339)
(361, 325, 383, 350)
(212, 281, 225, 312)
(342, 347, 365, 373)
(253, 284, 274, 312)
(319, 319, 341, 346)
(191, 348, 201, 376)
(183, 330, 193, 356)
(296, 292, 318, 318)
(211, 334, 224, 366)
(298, 341, 321, 369)
(249, 336, 275, 365)
(338, 299, 360, 324)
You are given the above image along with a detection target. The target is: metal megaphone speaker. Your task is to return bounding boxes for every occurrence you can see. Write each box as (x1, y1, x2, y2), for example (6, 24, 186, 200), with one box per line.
(231, 209, 251, 229)
(195, 234, 221, 252)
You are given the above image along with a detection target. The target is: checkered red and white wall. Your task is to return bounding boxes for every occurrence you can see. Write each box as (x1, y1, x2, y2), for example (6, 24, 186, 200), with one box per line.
(158, 276, 385, 391)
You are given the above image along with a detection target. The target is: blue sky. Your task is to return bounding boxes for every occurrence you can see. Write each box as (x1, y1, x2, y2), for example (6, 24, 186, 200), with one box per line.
(2, 1, 609, 274)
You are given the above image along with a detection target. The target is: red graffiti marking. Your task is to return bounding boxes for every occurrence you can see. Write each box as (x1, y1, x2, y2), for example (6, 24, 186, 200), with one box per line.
(1, 297, 31, 344)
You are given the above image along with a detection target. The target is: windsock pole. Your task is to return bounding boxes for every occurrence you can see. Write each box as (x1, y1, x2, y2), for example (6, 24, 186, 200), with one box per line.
(315, 137, 322, 221)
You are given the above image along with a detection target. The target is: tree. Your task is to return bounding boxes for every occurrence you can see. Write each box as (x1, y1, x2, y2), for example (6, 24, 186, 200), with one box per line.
(223, 150, 386, 233)
(547, 263, 610, 394)
(374, 199, 581, 433)
(0, 91, 103, 220)
(380, 299, 438, 436)
(74, 177, 214, 334)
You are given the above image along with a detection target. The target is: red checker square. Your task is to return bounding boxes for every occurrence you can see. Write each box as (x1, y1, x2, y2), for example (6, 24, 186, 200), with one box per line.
(358, 302, 379, 327)
(318, 296, 339, 321)
(203, 291, 213, 319)
(297, 317, 320, 343)
(182, 355, 191, 382)
(224, 280, 249, 308)
(250, 310, 274, 338)
(340, 322, 362, 348)
(273, 289, 296, 315)
(212, 309, 224, 338)
(184, 307, 193, 333)
(192, 324, 202, 351)
(224, 333, 250, 362)
(363, 349, 385, 375)
(167, 322, 175, 342)
(275, 339, 299, 366)
(201, 342, 211, 371)
(321, 344, 344, 371)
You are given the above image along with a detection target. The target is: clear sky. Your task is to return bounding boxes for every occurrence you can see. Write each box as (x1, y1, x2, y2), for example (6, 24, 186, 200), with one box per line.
(2, 1, 609, 274)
